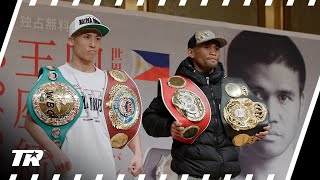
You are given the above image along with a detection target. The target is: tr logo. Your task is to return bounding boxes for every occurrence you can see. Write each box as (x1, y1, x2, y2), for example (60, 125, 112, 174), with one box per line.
(12, 150, 44, 166)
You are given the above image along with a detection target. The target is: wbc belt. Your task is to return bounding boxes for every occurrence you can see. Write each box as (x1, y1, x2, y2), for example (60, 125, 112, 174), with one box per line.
(104, 69, 141, 149)
(159, 76, 211, 144)
(27, 66, 83, 148)
(220, 77, 269, 146)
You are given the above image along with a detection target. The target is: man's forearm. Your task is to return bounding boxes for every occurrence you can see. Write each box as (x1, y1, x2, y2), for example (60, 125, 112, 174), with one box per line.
(25, 113, 61, 155)
(128, 133, 142, 157)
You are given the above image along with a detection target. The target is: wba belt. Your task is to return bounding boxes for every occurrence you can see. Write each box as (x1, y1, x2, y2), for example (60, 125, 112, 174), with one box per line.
(159, 76, 211, 144)
(220, 77, 269, 146)
(27, 66, 83, 148)
(104, 69, 142, 149)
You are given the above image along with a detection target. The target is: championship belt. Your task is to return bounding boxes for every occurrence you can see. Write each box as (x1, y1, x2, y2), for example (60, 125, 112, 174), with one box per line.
(104, 69, 142, 149)
(27, 66, 83, 148)
(220, 77, 269, 146)
(159, 76, 211, 144)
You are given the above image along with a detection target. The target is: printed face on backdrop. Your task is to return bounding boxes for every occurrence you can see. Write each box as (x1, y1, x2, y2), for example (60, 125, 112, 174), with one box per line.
(242, 61, 304, 158)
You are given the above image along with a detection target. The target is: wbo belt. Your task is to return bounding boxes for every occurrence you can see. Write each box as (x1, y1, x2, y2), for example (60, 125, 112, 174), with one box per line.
(220, 77, 269, 146)
(104, 69, 141, 149)
(27, 66, 83, 148)
(159, 75, 211, 144)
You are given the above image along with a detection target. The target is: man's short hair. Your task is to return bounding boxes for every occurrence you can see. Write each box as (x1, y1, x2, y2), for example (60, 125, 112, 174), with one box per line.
(227, 30, 306, 94)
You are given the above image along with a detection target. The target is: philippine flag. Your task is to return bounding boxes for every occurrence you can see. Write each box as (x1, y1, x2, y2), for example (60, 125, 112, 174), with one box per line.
(129, 50, 170, 81)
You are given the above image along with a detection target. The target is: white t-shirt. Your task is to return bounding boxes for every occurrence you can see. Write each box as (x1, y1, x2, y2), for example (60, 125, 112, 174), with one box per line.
(58, 63, 116, 180)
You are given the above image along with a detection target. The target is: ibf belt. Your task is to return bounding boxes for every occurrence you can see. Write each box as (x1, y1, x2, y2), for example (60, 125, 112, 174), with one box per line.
(159, 76, 211, 144)
(27, 66, 83, 148)
(220, 77, 269, 146)
(104, 69, 141, 149)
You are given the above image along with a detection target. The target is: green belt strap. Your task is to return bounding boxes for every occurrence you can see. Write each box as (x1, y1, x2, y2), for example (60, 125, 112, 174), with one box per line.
(27, 66, 83, 148)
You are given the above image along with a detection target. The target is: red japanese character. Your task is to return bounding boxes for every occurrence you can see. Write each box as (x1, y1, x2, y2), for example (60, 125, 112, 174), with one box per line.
(14, 89, 29, 128)
(0, 81, 5, 113)
(112, 63, 122, 70)
(1, 56, 6, 67)
(112, 48, 122, 61)
(16, 40, 55, 77)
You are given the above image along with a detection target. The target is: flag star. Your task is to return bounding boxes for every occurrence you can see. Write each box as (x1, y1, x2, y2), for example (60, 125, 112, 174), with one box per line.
(136, 60, 144, 68)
